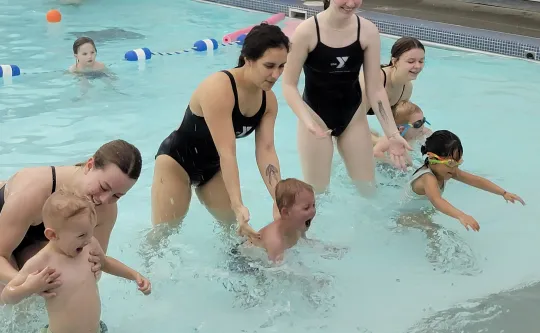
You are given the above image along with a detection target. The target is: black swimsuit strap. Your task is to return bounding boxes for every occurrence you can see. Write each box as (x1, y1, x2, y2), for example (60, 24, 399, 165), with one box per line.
(51, 166, 56, 193)
(221, 70, 239, 110)
(314, 15, 321, 42)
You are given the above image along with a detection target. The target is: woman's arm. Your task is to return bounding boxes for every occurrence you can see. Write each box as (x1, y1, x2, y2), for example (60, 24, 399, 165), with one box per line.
(199, 73, 243, 210)
(361, 21, 400, 138)
(282, 20, 315, 127)
(255, 91, 281, 202)
(0, 189, 41, 284)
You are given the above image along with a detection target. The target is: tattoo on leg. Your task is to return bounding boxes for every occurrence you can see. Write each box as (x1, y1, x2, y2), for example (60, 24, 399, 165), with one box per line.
(377, 101, 388, 124)
(265, 164, 279, 185)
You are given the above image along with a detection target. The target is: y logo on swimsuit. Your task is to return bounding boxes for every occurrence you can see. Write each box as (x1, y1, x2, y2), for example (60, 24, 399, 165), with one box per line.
(236, 126, 252, 138)
(335, 57, 349, 69)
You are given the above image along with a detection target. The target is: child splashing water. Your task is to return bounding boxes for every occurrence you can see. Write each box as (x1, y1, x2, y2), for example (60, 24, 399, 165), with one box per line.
(404, 130, 525, 231)
(372, 100, 431, 165)
(1, 188, 151, 333)
(238, 178, 316, 263)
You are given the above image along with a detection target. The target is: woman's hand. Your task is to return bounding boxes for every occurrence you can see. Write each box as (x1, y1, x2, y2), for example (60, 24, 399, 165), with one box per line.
(306, 121, 332, 139)
(88, 238, 105, 278)
(387, 134, 413, 170)
(234, 205, 260, 241)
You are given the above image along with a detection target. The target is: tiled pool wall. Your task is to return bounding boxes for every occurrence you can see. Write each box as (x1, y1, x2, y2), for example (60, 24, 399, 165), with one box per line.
(201, 0, 540, 61)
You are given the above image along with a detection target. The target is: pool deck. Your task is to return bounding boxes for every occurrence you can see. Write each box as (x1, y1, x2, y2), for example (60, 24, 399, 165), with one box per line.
(203, 0, 540, 60)
(300, 0, 540, 39)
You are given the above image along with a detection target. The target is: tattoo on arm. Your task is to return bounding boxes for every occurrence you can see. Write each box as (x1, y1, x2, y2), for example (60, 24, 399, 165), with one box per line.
(377, 101, 389, 124)
(265, 164, 279, 186)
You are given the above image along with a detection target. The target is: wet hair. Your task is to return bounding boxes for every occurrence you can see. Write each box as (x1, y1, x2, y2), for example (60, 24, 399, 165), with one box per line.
(76, 139, 142, 180)
(392, 100, 422, 125)
(275, 178, 314, 211)
(387, 37, 425, 67)
(73, 37, 97, 54)
(42, 187, 96, 229)
(237, 23, 290, 67)
(323, 0, 330, 10)
(415, 130, 463, 174)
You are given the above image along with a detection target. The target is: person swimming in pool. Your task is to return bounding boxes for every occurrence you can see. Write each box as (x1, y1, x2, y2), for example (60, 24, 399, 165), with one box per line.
(403, 130, 525, 231)
(372, 100, 432, 165)
(69, 37, 105, 73)
(238, 178, 316, 263)
(0, 139, 142, 298)
(1, 188, 151, 333)
(282, 0, 412, 196)
(151, 23, 290, 240)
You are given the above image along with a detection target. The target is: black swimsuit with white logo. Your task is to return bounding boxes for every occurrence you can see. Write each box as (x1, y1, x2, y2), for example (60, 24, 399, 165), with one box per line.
(302, 14, 364, 137)
(156, 70, 266, 187)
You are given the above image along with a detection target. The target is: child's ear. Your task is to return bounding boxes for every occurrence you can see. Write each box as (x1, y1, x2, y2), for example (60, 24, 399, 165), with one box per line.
(44, 228, 58, 241)
(280, 207, 288, 218)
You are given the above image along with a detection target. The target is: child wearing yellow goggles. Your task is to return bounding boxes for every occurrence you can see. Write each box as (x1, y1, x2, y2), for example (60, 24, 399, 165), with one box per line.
(406, 130, 525, 231)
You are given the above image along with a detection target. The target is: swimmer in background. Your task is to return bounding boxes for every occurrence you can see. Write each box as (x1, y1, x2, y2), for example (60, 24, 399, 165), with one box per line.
(403, 130, 525, 232)
(372, 100, 432, 165)
(239, 178, 316, 263)
(69, 37, 105, 74)
(1, 189, 151, 333)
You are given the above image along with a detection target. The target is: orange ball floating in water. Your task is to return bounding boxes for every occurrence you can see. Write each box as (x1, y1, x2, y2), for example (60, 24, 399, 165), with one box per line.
(46, 9, 62, 23)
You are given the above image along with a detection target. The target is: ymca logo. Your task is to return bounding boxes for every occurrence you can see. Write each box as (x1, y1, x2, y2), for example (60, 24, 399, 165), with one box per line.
(235, 126, 252, 138)
(331, 56, 349, 69)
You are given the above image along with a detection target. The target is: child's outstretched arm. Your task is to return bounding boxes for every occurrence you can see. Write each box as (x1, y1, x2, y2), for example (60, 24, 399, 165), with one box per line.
(101, 256, 151, 295)
(453, 170, 525, 205)
(421, 174, 480, 231)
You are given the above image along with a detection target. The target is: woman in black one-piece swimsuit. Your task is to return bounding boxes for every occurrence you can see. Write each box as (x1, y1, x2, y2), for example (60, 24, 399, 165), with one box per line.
(0, 140, 142, 291)
(151, 24, 290, 241)
(282, 0, 412, 195)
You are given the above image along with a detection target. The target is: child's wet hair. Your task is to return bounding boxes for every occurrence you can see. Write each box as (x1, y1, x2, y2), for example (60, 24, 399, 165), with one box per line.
(42, 187, 97, 229)
(392, 100, 422, 125)
(416, 130, 463, 172)
(73, 36, 97, 54)
(275, 178, 314, 211)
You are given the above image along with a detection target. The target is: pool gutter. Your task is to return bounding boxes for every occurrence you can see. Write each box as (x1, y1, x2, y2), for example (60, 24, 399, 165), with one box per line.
(196, 0, 540, 61)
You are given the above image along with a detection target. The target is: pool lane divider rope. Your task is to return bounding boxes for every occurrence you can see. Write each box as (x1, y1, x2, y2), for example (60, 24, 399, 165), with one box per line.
(0, 36, 245, 78)
(125, 37, 244, 61)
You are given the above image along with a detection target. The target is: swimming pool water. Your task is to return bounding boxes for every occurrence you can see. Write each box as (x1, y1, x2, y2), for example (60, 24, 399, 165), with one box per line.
(1, 0, 540, 332)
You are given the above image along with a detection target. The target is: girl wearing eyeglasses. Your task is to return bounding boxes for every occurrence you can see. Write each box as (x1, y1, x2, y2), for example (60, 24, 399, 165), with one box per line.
(372, 100, 431, 165)
(404, 130, 525, 232)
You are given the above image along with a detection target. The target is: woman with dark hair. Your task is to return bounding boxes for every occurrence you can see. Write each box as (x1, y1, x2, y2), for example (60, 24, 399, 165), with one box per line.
(152, 23, 289, 240)
(0, 139, 142, 295)
(363, 36, 426, 116)
(282, 0, 411, 196)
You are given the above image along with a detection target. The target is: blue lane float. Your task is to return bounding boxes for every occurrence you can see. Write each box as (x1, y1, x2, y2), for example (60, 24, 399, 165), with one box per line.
(236, 34, 247, 45)
(124, 48, 152, 61)
(0, 65, 21, 78)
(125, 38, 241, 61)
